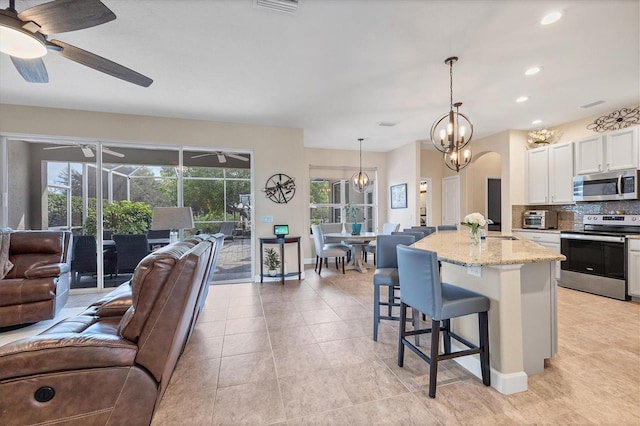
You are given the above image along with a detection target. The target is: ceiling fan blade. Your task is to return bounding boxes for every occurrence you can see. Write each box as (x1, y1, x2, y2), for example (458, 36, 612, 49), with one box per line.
(18, 0, 116, 34)
(80, 146, 95, 157)
(102, 147, 125, 158)
(43, 145, 75, 150)
(217, 154, 227, 163)
(10, 56, 49, 83)
(190, 153, 214, 159)
(49, 40, 153, 87)
(226, 153, 249, 161)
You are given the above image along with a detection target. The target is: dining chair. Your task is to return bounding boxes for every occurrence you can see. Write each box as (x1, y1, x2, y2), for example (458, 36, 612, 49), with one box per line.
(364, 222, 400, 264)
(372, 234, 416, 341)
(112, 234, 150, 276)
(70, 235, 97, 287)
(316, 223, 351, 265)
(311, 225, 348, 275)
(396, 245, 490, 398)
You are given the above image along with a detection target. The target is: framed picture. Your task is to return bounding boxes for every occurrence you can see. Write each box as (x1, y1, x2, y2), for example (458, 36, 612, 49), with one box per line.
(390, 183, 407, 209)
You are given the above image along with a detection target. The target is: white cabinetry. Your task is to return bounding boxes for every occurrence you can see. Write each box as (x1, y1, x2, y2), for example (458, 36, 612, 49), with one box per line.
(526, 142, 574, 205)
(628, 239, 640, 297)
(574, 127, 638, 175)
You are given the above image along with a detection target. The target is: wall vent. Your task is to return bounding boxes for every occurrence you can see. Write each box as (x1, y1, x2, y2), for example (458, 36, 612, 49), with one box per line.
(580, 100, 606, 109)
(254, 0, 299, 14)
(378, 121, 398, 127)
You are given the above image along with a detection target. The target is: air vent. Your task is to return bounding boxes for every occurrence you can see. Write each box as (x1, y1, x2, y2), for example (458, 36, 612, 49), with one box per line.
(580, 100, 606, 109)
(254, 0, 299, 14)
(378, 121, 397, 127)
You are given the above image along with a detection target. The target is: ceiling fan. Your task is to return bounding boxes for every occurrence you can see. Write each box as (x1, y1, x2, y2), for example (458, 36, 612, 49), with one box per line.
(43, 144, 125, 158)
(0, 0, 152, 86)
(191, 152, 249, 163)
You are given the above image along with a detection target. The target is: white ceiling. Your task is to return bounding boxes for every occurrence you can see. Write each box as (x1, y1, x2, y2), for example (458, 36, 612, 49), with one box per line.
(0, 0, 638, 152)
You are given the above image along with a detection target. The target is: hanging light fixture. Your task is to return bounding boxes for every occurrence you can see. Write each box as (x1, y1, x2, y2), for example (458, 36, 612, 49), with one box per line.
(351, 138, 371, 193)
(430, 56, 474, 172)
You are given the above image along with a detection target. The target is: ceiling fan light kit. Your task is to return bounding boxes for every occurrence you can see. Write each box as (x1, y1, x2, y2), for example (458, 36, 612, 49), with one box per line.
(0, 0, 152, 86)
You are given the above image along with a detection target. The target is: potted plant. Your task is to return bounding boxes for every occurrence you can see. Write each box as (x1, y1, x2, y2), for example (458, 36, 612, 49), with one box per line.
(345, 203, 361, 235)
(264, 247, 281, 276)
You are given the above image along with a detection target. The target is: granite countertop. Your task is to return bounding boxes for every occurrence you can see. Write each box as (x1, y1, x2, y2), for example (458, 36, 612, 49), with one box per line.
(412, 229, 566, 267)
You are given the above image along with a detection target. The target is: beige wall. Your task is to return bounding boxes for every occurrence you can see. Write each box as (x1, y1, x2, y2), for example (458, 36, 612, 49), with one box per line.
(0, 104, 305, 276)
(467, 151, 501, 217)
(386, 141, 420, 229)
(419, 149, 444, 226)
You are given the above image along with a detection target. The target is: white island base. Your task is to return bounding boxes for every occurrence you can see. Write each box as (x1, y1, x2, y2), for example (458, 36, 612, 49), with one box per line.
(440, 261, 557, 395)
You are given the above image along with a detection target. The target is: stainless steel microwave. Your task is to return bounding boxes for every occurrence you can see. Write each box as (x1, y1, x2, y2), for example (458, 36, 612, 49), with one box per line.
(573, 169, 639, 202)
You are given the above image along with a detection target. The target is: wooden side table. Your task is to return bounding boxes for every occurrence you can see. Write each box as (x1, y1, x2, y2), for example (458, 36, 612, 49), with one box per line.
(259, 236, 302, 284)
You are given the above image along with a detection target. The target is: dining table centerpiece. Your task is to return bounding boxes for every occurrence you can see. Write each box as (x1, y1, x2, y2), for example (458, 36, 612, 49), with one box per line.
(460, 212, 492, 245)
(345, 203, 362, 235)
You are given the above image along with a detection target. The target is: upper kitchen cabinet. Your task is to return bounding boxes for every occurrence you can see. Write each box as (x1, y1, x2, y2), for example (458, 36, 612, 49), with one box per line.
(526, 141, 574, 205)
(574, 126, 639, 175)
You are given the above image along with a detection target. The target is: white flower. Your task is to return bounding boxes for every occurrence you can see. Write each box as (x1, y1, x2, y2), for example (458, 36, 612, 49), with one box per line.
(461, 212, 493, 231)
(527, 128, 556, 143)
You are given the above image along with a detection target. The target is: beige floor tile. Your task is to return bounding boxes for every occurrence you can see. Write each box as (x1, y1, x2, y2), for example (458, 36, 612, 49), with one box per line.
(192, 320, 226, 339)
(222, 331, 271, 357)
(272, 343, 331, 378)
(269, 325, 317, 348)
(318, 336, 379, 368)
(227, 304, 264, 320)
(225, 316, 267, 335)
(331, 304, 372, 321)
(265, 311, 305, 331)
(294, 298, 331, 312)
(218, 351, 277, 388)
(278, 369, 351, 419)
(182, 335, 224, 361)
(300, 308, 342, 325)
(211, 379, 286, 425)
(334, 359, 410, 404)
(307, 319, 367, 343)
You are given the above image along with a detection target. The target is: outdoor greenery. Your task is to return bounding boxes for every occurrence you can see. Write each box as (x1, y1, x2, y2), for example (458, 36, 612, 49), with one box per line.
(84, 200, 153, 235)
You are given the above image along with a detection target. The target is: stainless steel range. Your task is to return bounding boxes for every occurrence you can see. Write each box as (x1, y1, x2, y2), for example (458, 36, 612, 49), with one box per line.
(560, 215, 640, 300)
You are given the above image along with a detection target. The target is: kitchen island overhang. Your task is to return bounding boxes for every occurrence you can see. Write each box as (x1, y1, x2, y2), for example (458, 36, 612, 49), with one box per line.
(411, 230, 566, 395)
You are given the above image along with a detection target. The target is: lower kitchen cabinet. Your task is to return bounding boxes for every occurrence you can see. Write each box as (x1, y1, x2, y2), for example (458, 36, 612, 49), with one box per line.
(516, 231, 561, 279)
(628, 239, 640, 297)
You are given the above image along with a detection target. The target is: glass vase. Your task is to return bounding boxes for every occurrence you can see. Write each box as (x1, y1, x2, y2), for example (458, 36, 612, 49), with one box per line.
(469, 227, 480, 245)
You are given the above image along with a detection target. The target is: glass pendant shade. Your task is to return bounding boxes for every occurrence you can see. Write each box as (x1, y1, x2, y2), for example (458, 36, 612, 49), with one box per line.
(352, 138, 371, 193)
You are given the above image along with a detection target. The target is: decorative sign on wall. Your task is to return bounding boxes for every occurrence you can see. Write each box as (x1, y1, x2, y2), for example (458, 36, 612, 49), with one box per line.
(262, 173, 296, 204)
(587, 106, 639, 132)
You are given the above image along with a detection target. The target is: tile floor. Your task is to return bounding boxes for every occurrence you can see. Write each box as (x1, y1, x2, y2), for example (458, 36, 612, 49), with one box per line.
(147, 265, 640, 425)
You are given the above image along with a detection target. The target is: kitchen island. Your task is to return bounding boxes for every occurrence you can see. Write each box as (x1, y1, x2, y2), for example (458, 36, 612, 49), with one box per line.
(412, 229, 565, 395)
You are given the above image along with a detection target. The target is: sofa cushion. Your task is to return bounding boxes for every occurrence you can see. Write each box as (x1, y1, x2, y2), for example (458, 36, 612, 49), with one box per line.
(6, 232, 65, 279)
(0, 278, 55, 307)
(0, 228, 13, 279)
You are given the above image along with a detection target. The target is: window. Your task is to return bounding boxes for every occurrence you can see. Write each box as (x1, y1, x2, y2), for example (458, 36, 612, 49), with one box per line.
(309, 177, 375, 232)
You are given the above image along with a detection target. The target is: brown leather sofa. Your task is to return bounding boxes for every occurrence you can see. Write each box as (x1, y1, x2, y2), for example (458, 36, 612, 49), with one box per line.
(0, 231, 72, 328)
(0, 233, 224, 425)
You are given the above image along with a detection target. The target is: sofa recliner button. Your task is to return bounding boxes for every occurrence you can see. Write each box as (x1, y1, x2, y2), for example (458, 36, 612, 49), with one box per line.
(34, 386, 55, 403)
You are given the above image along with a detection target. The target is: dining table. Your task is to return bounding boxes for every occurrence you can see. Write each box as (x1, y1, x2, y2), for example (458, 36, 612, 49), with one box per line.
(324, 231, 377, 273)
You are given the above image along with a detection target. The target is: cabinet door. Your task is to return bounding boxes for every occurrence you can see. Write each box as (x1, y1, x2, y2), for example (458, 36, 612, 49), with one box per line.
(574, 135, 603, 175)
(628, 248, 640, 297)
(548, 142, 574, 204)
(526, 148, 549, 204)
(606, 127, 638, 171)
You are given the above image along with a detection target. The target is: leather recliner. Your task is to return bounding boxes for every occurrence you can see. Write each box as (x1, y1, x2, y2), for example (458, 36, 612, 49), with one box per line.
(0, 231, 72, 328)
(0, 234, 223, 425)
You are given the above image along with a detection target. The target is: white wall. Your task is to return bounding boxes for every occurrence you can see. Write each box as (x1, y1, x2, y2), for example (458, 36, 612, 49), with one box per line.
(387, 141, 420, 229)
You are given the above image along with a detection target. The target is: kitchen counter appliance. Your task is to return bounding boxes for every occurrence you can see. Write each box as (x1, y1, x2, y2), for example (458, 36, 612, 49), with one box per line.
(573, 169, 639, 202)
(523, 210, 558, 229)
(560, 214, 640, 300)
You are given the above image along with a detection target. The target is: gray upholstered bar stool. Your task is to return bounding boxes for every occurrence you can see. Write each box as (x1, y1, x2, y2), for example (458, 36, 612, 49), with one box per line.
(437, 225, 457, 231)
(411, 226, 436, 236)
(396, 245, 490, 398)
(372, 234, 415, 341)
(392, 230, 424, 241)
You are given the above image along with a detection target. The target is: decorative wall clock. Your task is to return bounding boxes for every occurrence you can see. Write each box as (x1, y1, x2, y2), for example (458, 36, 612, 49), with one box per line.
(262, 173, 296, 204)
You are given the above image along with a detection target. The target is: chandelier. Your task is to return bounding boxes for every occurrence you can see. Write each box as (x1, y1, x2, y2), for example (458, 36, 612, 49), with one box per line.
(351, 138, 371, 193)
(430, 56, 474, 172)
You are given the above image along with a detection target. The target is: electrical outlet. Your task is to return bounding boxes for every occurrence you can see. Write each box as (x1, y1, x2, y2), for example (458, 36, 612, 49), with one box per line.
(467, 266, 481, 277)
(261, 215, 273, 223)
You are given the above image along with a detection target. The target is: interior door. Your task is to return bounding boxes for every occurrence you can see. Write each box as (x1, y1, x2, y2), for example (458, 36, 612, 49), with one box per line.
(442, 175, 460, 226)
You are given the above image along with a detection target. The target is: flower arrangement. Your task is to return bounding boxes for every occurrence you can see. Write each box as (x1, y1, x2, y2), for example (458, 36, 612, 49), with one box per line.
(344, 203, 360, 224)
(527, 128, 557, 145)
(460, 213, 493, 244)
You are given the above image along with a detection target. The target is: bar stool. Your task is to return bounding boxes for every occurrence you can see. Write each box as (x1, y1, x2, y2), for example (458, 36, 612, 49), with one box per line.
(437, 225, 457, 231)
(411, 226, 436, 236)
(396, 245, 490, 398)
(392, 230, 424, 241)
(372, 234, 415, 341)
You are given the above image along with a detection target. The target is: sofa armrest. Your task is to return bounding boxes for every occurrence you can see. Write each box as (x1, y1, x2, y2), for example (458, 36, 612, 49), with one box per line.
(0, 333, 137, 381)
(23, 263, 70, 278)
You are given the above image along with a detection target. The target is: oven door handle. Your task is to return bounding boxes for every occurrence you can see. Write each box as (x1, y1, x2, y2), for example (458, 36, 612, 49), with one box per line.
(560, 233, 625, 243)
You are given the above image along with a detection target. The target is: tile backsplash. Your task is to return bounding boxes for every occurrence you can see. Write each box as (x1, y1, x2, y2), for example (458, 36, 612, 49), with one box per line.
(512, 200, 640, 230)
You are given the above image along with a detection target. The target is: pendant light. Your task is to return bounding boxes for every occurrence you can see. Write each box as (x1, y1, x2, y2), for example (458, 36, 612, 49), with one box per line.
(429, 56, 474, 172)
(351, 138, 371, 193)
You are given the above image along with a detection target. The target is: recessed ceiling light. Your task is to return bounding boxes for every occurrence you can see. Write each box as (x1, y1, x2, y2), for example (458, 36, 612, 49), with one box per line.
(525, 66, 542, 76)
(541, 11, 563, 25)
(532, 119, 543, 125)
(516, 96, 529, 103)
